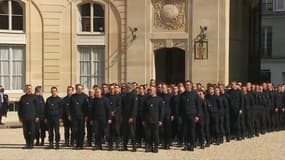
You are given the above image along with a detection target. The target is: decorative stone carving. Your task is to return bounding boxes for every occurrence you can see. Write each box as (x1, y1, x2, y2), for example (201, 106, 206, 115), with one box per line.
(152, 39, 186, 50)
(151, 0, 186, 32)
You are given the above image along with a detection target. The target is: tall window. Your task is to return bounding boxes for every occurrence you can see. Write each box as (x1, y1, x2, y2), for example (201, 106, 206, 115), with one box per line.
(79, 3, 104, 33)
(79, 46, 104, 88)
(0, 46, 25, 90)
(0, 0, 24, 30)
(274, 0, 285, 11)
(261, 26, 272, 58)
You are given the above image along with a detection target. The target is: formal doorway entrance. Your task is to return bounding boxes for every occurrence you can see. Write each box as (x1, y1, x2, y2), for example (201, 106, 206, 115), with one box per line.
(154, 48, 185, 84)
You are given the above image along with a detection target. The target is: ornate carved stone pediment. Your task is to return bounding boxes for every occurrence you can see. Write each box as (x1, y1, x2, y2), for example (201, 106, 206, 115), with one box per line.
(151, 0, 186, 32)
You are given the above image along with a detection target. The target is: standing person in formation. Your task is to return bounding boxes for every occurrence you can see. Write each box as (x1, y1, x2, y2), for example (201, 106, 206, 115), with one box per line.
(120, 83, 138, 152)
(229, 82, 245, 140)
(171, 85, 183, 146)
(242, 86, 254, 138)
(136, 85, 148, 148)
(219, 84, 231, 142)
(90, 88, 112, 150)
(67, 84, 88, 150)
(106, 84, 122, 150)
(142, 86, 163, 153)
(61, 86, 74, 147)
(214, 87, 226, 144)
(179, 81, 201, 151)
(198, 90, 211, 148)
(34, 86, 46, 146)
(205, 86, 219, 145)
(18, 84, 39, 149)
(45, 87, 62, 149)
(86, 89, 95, 147)
(159, 83, 173, 149)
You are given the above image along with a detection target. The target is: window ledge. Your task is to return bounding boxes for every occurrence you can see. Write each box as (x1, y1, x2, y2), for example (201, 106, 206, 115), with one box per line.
(77, 32, 105, 36)
(0, 30, 25, 34)
(5, 90, 24, 94)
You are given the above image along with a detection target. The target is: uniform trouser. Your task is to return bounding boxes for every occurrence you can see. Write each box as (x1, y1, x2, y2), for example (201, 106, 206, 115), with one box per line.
(121, 119, 136, 147)
(62, 117, 72, 144)
(135, 117, 144, 145)
(252, 108, 261, 135)
(224, 112, 231, 138)
(108, 115, 121, 147)
(182, 115, 196, 147)
(172, 116, 183, 143)
(265, 107, 271, 131)
(23, 119, 36, 146)
(35, 118, 46, 141)
(161, 117, 172, 146)
(72, 117, 85, 147)
(144, 122, 159, 148)
(93, 119, 105, 147)
(279, 108, 285, 129)
(260, 107, 267, 133)
(86, 119, 93, 144)
(47, 117, 60, 144)
(209, 113, 219, 141)
(218, 113, 225, 138)
(234, 113, 245, 138)
(196, 118, 205, 144)
(245, 109, 253, 136)
(271, 110, 279, 130)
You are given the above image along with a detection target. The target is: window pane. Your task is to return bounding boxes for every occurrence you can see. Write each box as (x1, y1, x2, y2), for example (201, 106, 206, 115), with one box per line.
(80, 76, 90, 89)
(80, 4, 90, 16)
(81, 17, 91, 32)
(0, 76, 10, 90)
(12, 15, 23, 30)
(12, 1, 23, 15)
(12, 76, 22, 90)
(13, 61, 23, 75)
(12, 47, 24, 60)
(0, 62, 9, 75)
(93, 4, 104, 17)
(0, 15, 9, 29)
(0, 1, 8, 14)
(0, 48, 9, 60)
(94, 17, 104, 32)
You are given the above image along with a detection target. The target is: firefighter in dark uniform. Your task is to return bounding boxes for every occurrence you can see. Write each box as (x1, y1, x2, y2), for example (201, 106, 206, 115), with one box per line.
(67, 84, 88, 150)
(242, 86, 254, 138)
(198, 90, 211, 148)
(45, 87, 62, 149)
(159, 83, 173, 149)
(86, 89, 95, 147)
(274, 86, 283, 130)
(18, 84, 39, 149)
(219, 84, 231, 142)
(206, 86, 219, 145)
(136, 85, 148, 148)
(214, 87, 226, 144)
(170, 85, 183, 146)
(34, 86, 46, 146)
(106, 84, 122, 150)
(142, 86, 163, 153)
(179, 81, 201, 151)
(61, 86, 74, 147)
(120, 83, 138, 152)
(90, 88, 112, 150)
(229, 82, 245, 140)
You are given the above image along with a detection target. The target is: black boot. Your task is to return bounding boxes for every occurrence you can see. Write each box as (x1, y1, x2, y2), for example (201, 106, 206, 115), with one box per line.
(55, 142, 60, 150)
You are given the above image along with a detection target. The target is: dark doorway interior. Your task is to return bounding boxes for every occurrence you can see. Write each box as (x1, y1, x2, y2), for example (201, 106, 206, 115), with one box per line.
(154, 48, 185, 84)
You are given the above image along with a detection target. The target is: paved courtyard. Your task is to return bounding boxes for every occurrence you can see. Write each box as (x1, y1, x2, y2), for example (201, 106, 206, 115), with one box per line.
(0, 127, 285, 160)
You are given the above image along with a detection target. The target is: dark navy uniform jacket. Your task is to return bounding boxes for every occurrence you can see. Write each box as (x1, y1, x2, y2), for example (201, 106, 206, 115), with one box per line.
(18, 94, 39, 121)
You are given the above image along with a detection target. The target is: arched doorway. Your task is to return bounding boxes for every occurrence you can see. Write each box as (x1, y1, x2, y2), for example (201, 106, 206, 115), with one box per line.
(154, 48, 185, 84)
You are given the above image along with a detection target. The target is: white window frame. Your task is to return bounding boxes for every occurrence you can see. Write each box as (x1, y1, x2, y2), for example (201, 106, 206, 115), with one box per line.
(78, 2, 105, 34)
(79, 46, 105, 89)
(273, 0, 285, 11)
(0, 0, 25, 33)
(0, 45, 25, 92)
